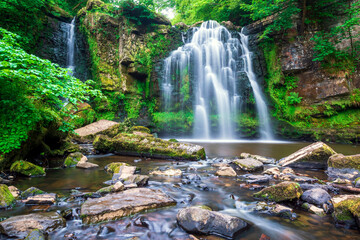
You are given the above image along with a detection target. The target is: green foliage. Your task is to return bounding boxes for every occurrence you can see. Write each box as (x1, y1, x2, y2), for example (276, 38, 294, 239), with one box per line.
(287, 92, 302, 105)
(0, 28, 101, 154)
(153, 111, 193, 135)
(236, 113, 259, 137)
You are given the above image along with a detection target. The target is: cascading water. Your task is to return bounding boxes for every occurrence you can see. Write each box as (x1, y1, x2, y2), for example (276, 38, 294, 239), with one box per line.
(239, 29, 274, 140)
(66, 18, 76, 76)
(161, 20, 274, 140)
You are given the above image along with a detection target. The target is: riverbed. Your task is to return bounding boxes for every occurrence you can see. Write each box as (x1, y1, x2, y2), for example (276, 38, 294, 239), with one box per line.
(1, 141, 359, 239)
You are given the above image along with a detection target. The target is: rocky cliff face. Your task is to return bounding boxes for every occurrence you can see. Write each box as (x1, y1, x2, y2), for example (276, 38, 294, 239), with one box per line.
(247, 1, 360, 143)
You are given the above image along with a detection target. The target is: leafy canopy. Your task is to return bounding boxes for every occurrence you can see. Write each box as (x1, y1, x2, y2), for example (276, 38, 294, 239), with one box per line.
(0, 28, 101, 154)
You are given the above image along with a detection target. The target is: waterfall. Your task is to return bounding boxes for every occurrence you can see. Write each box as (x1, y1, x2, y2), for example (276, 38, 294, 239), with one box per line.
(66, 18, 76, 75)
(239, 29, 274, 140)
(161, 20, 274, 140)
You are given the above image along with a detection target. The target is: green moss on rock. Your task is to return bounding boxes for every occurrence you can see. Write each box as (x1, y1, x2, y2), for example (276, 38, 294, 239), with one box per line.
(64, 152, 84, 168)
(131, 126, 150, 134)
(328, 154, 360, 170)
(10, 160, 45, 177)
(104, 162, 129, 173)
(20, 187, 46, 199)
(254, 182, 303, 202)
(0, 184, 15, 209)
(333, 196, 360, 226)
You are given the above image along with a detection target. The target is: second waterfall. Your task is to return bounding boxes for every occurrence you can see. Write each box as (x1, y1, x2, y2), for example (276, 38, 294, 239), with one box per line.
(161, 21, 274, 140)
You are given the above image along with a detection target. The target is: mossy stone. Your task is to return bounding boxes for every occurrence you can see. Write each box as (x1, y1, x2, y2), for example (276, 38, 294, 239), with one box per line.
(24, 229, 46, 240)
(333, 196, 360, 226)
(0, 184, 15, 209)
(104, 162, 130, 173)
(21, 187, 46, 199)
(131, 126, 151, 134)
(10, 160, 45, 177)
(253, 181, 303, 202)
(328, 154, 360, 170)
(64, 152, 83, 168)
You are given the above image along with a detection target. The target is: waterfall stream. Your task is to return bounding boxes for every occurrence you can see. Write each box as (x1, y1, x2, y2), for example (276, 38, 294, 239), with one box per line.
(161, 20, 274, 140)
(66, 18, 76, 75)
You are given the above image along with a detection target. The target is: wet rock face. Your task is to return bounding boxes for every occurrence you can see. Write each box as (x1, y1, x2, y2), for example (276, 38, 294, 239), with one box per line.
(177, 207, 248, 238)
(0, 212, 65, 238)
(281, 42, 313, 73)
(278, 142, 336, 167)
(328, 153, 360, 171)
(81, 188, 176, 224)
(301, 188, 331, 206)
(254, 181, 303, 202)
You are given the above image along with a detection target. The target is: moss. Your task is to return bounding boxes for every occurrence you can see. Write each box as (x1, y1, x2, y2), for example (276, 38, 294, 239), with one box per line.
(64, 152, 83, 168)
(131, 126, 151, 134)
(333, 197, 360, 223)
(20, 187, 45, 199)
(153, 111, 194, 136)
(0, 184, 15, 208)
(253, 182, 303, 202)
(10, 160, 45, 177)
(328, 154, 360, 170)
(169, 139, 178, 142)
(96, 185, 114, 194)
(104, 162, 129, 173)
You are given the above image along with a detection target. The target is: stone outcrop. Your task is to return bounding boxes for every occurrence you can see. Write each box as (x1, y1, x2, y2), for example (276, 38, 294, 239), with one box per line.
(0, 212, 65, 238)
(81, 188, 176, 224)
(254, 182, 303, 202)
(278, 142, 336, 167)
(177, 207, 248, 238)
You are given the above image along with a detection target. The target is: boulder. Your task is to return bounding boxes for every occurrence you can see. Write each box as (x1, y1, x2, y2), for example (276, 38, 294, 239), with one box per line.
(255, 202, 295, 219)
(64, 152, 84, 167)
(215, 167, 237, 177)
(263, 167, 280, 175)
(332, 195, 360, 228)
(93, 133, 206, 161)
(299, 183, 338, 193)
(244, 174, 271, 184)
(74, 119, 118, 139)
(24, 193, 57, 205)
(0, 184, 15, 209)
(0, 212, 65, 238)
(302, 203, 326, 216)
(81, 188, 176, 224)
(8, 186, 20, 198)
(150, 167, 182, 177)
(76, 156, 99, 169)
(328, 154, 360, 171)
(239, 153, 275, 164)
(24, 229, 46, 240)
(97, 181, 125, 195)
(123, 175, 149, 187)
(104, 162, 130, 173)
(21, 187, 45, 199)
(10, 160, 45, 177)
(278, 142, 336, 167)
(301, 188, 331, 206)
(254, 182, 303, 202)
(233, 158, 263, 172)
(176, 207, 248, 238)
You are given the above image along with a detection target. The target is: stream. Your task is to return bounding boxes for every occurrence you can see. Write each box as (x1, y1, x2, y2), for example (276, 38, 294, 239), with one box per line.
(1, 141, 359, 239)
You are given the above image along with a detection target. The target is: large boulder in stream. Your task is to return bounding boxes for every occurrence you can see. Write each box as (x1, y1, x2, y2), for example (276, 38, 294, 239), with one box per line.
(176, 207, 248, 238)
(93, 132, 206, 160)
(10, 160, 45, 177)
(64, 152, 85, 168)
(328, 153, 360, 171)
(0, 212, 65, 238)
(80, 188, 176, 224)
(301, 188, 331, 206)
(254, 182, 303, 202)
(278, 142, 336, 167)
(332, 195, 360, 228)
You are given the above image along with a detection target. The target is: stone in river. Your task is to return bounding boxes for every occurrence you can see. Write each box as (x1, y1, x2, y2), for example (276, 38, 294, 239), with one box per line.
(328, 153, 360, 171)
(215, 166, 237, 177)
(176, 206, 248, 238)
(0, 212, 65, 238)
(24, 193, 57, 205)
(278, 142, 336, 167)
(233, 158, 263, 172)
(301, 188, 331, 206)
(76, 156, 99, 169)
(81, 188, 176, 224)
(8, 186, 20, 198)
(0, 184, 15, 209)
(244, 174, 271, 184)
(253, 182, 303, 202)
(332, 194, 360, 228)
(239, 153, 275, 164)
(150, 167, 182, 177)
(24, 229, 46, 240)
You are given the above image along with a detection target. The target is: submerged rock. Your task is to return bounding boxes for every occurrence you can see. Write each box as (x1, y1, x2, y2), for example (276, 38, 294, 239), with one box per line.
(64, 152, 84, 167)
(301, 188, 331, 206)
(239, 153, 275, 164)
(0, 212, 65, 238)
(278, 142, 336, 167)
(10, 160, 45, 177)
(233, 158, 263, 172)
(215, 166, 237, 177)
(332, 195, 360, 228)
(81, 188, 176, 224)
(24, 193, 57, 205)
(0, 184, 15, 209)
(177, 207, 248, 238)
(93, 132, 206, 160)
(328, 154, 360, 170)
(254, 182, 303, 202)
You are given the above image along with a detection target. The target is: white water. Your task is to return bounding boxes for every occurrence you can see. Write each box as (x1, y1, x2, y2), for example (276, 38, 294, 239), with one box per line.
(161, 20, 274, 140)
(239, 29, 274, 140)
(66, 18, 76, 75)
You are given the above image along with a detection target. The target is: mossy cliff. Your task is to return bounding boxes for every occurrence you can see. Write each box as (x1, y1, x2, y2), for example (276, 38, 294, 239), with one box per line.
(77, 0, 182, 123)
(247, 2, 360, 143)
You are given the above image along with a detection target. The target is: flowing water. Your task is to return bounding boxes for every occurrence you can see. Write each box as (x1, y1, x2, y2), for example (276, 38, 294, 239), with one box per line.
(1, 142, 360, 240)
(161, 21, 274, 140)
(66, 18, 76, 75)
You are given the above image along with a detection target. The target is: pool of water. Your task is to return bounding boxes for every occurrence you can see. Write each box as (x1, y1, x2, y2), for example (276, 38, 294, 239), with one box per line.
(1, 141, 359, 239)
